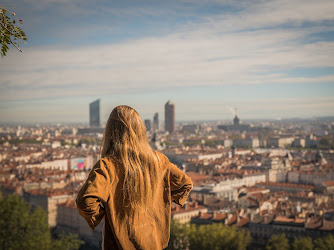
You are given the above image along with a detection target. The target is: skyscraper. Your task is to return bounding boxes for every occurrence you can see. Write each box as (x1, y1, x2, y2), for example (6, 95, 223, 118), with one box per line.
(89, 99, 100, 127)
(165, 100, 175, 133)
(233, 115, 240, 125)
(153, 112, 159, 131)
(144, 119, 151, 131)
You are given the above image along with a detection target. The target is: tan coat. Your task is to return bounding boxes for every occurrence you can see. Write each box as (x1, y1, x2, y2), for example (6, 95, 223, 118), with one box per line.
(76, 151, 193, 250)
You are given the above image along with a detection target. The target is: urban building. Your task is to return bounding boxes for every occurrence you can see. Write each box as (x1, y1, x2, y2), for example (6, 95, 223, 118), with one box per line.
(171, 202, 208, 223)
(153, 112, 159, 131)
(89, 99, 100, 127)
(218, 115, 251, 132)
(165, 100, 175, 133)
(164, 151, 223, 165)
(1, 116, 333, 248)
(57, 198, 103, 248)
(233, 137, 260, 148)
(181, 124, 200, 134)
(23, 189, 74, 227)
(292, 138, 306, 147)
(191, 173, 266, 202)
(144, 119, 151, 131)
(267, 136, 294, 148)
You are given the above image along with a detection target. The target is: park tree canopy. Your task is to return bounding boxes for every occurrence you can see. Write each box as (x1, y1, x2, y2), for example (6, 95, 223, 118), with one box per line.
(0, 193, 83, 250)
(166, 220, 252, 250)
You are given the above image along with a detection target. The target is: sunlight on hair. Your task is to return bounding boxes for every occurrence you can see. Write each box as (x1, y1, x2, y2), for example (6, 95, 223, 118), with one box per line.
(101, 105, 160, 212)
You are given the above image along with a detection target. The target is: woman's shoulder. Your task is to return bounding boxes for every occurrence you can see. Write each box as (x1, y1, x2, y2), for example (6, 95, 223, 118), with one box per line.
(154, 151, 172, 166)
(93, 156, 117, 174)
(154, 150, 165, 159)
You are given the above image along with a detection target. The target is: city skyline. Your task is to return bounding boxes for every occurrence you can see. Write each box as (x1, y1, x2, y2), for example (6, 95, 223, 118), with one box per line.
(89, 99, 101, 127)
(0, 0, 334, 123)
(2, 112, 333, 248)
(165, 100, 175, 133)
(1, 98, 334, 125)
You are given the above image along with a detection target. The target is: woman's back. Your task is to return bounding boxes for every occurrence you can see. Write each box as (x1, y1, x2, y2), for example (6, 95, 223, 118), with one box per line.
(76, 151, 192, 249)
(76, 106, 193, 249)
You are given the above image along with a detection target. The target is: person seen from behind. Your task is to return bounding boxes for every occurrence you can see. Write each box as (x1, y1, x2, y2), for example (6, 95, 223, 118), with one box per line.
(76, 105, 193, 249)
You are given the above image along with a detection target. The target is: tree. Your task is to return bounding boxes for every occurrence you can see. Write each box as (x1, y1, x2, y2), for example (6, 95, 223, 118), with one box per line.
(0, 193, 83, 250)
(292, 237, 313, 250)
(0, 6, 27, 57)
(314, 234, 334, 250)
(166, 219, 191, 250)
(0, 194, 51, 249)
(166, 220, 251, 250)
(266, 234, 290, 250)
(52, 233, 84, 250)
(189, 223, 251, 250)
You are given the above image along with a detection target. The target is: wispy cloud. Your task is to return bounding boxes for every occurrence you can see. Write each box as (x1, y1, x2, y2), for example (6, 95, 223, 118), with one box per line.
(1, 29, 333, 101)
(0, 0, 334, 121)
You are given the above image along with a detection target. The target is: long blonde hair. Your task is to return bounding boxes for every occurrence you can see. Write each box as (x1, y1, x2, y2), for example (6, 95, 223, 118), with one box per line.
(101, 105, 159, 211)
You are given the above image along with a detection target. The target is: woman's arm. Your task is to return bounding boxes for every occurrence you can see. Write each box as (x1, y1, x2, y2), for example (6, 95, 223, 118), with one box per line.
(76, 159, 111, 230)
(169, 162, 193, 206)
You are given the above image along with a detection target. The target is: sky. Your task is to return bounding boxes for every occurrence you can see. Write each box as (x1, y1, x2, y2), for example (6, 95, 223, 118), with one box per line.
(1, 0, 334, 124)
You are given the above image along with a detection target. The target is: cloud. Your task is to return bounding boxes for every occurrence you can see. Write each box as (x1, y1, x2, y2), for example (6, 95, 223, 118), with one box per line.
(1, 34, 334, 101)
(1, 0, 334, 103)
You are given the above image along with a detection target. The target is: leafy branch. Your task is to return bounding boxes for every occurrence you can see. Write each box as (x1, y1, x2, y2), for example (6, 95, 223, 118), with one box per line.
(0, 7, 27, 57)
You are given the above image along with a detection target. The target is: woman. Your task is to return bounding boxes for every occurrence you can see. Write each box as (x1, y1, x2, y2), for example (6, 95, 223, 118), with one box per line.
(76, 105, 193, 250)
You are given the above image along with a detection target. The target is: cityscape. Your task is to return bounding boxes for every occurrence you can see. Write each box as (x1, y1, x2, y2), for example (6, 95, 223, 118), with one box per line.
(1, 99, 333, 249)
(1, 0, 334, 249)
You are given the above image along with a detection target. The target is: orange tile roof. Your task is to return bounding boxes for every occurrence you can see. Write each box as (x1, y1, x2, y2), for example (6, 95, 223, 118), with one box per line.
(237, 217, 250, 227)
(323, 181, 334, 187)
(213, 213, 227, 221)
(171, 204, 206, 215)
(294, 218, 305, 224)
(257, 182, 315, 190)
(228, 215, 237, 225)
(199, 213, 213, 220)
(58, 198, 77, 209)
(274, 217, 294, 223)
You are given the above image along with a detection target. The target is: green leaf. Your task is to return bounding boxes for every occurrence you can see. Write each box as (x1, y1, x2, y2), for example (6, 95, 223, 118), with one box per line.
(0, 7, 27, 56)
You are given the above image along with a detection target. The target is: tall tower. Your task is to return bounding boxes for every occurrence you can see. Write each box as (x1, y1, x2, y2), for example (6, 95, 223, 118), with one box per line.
(144, 119, 151, 131)
(89, 99, 100, 127)
(165, 100, 175, 133)
(233, 107, 239, 125)
(233, 115, 240, 125)
(153, 112, 159, 131)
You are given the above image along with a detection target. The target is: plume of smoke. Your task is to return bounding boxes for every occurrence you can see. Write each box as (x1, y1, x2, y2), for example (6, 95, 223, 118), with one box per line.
(226, 106, 237, 117)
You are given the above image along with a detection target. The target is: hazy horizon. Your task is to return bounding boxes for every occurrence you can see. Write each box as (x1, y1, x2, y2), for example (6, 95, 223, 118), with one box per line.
(1, 114, 333, 127)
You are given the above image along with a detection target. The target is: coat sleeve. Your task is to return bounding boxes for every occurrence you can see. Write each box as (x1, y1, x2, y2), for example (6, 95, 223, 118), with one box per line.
(169, 162, 193, 206)
(76, 159, 111, 230)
